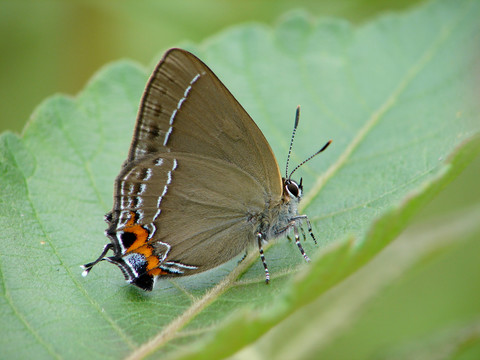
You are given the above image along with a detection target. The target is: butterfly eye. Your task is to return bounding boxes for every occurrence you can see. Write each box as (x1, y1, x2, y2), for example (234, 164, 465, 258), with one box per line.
(285, 180, 301, 198)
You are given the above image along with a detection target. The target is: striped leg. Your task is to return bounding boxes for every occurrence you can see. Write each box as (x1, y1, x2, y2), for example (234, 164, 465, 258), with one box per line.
(292, 215, 317, 245)
(238, 251, 248, 264)
(257, 233, 270, 284)
(299, 225, 307, 241)
(289, 228, 306, 242)
(294, 225, 310, 262)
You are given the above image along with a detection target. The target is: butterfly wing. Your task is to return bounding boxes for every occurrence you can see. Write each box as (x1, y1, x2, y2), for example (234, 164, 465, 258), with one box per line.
(98, 49, 287, 290)
(127, 48, 283, 197)
(109, 151, 272, 275)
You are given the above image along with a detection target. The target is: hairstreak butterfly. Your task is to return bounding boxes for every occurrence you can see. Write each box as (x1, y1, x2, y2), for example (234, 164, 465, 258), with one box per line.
(82, 48, 331, 291)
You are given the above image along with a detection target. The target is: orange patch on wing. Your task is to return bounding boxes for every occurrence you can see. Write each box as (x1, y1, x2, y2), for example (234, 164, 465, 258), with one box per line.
(124, 211, 150, 253)
(122, 211, 165, 277)
(148, 268, 169, 276)
(146, 255, 160, 270)
(131, 244, 152, 258)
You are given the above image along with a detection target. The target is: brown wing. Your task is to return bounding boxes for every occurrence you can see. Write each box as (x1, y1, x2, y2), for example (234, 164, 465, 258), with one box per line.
(127, 48, 282, 198)
(110, 151, 278, 273)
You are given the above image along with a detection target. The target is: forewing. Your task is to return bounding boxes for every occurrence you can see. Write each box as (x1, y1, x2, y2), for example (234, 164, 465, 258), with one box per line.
(128, 48, 283, 198)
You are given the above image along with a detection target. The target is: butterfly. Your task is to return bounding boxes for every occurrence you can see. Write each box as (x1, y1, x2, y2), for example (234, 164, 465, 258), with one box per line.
(82, 48, 331, 291)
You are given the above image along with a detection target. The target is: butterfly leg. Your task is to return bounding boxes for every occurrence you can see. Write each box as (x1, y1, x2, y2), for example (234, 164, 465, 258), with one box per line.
(238, 251, 248, 264)
(292, 215, 317, 245)
(299, 224, 307, 241)
(257, 233, 270, 284)
(293, 225, 310, 263)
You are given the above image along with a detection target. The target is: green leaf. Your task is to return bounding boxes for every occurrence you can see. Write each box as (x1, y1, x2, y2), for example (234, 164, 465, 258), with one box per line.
(1, 0, 479, 359)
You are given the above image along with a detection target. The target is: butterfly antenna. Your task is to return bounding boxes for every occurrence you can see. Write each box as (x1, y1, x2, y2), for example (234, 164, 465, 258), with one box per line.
(285, 106, 301, 178)
(288, 140, 332, 179)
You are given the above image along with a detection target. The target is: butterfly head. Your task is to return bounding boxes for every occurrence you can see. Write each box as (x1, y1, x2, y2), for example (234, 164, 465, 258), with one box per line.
(284, 177, 303, 200)
(284, 106, 332, 202)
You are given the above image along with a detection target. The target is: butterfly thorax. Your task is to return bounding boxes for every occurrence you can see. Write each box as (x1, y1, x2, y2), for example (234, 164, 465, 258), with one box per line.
(253, 177, 302, 242)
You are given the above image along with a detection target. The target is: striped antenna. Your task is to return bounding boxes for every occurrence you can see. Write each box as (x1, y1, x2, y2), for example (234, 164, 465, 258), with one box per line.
(288, 140, 332, 179)
(285, 106, 301, 178)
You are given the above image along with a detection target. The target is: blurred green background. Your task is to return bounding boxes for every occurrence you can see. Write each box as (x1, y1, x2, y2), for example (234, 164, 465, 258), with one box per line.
(0, 0, 422, 135)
